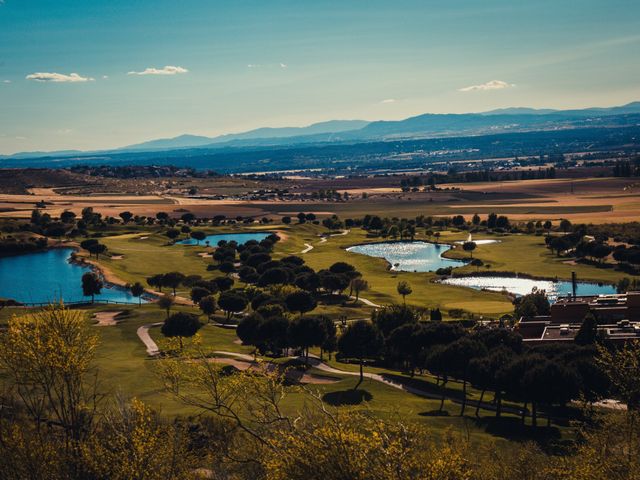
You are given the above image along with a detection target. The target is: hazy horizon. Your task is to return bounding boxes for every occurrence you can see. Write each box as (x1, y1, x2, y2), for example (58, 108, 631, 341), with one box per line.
(1, 0, 639, 154)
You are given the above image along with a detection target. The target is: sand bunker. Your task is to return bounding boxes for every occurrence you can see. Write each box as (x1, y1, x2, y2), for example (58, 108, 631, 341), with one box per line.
(93, 311, 124, 326)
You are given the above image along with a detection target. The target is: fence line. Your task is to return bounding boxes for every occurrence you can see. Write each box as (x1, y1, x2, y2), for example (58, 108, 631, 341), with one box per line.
(16, 299, 148, 307)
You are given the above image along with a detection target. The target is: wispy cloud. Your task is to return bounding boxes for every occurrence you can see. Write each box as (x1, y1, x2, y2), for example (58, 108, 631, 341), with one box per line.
(127, 65, 188, 76)
(2, 80, 10, 84)
(458, 80, 514, 92)
(247, 63, 288, 69)
(26, 72, 94, 83)
(380, 98, 396, 104)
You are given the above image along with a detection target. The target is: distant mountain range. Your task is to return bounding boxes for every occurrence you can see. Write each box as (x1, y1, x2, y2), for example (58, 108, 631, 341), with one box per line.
(122, 119, 370, 151)
(2, 101, 640, 161)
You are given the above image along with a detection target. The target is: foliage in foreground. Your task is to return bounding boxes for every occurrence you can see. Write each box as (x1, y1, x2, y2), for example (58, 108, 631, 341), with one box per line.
(2, 305, 640, 479)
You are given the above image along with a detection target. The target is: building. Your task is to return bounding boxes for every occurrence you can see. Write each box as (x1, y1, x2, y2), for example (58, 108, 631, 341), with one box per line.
(516, 292, 640, 344)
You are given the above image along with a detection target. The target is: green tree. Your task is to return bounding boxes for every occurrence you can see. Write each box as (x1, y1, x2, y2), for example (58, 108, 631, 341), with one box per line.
(81, 272, 103, 303)
(218, 291, 248, 323)
(157, 294, 175, 319)
(160, 312, 202, 350)
(198, 295, 217, 322)
(130, 281, 145, 306)
(285, 290, 317, 317)
(162, 271, 186, 296)
(462, 241, 477, 258)
(288, 316, 326, 365)
(575, 312, 599, 346)
(396, 280, 413, 305)
(338, 320, 383, 387)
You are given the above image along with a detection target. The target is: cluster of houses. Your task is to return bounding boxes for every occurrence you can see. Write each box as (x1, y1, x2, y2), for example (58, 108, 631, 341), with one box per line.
(517, 291, 640, 343)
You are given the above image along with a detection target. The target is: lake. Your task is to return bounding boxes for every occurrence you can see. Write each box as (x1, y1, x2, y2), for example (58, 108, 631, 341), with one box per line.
(177, 232, 272, 246)
(0, 248, 146, 305)
(346, 241, 465, 272)
(439, 275, 616, 302)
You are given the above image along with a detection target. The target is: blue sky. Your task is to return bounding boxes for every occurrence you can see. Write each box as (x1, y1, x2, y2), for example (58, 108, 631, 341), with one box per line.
(0, 0, 639, 153)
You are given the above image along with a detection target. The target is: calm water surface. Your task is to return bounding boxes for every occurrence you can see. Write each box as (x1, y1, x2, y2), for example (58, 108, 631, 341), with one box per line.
(177, 232, 271, 246)
(347, 241, 465, 272)
(0, 248, 145, 304)
(439, 276, 616, 302)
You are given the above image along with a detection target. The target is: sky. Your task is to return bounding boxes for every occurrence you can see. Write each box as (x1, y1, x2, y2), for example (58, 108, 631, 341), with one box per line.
(0, 0, 639, 154)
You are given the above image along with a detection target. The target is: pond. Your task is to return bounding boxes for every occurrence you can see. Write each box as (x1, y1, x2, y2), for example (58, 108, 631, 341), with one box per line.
(0, 248, 146, 305)
(439, 276, 616, 302)
(177, 232, 272, 246)
(346, 241, 465, 272)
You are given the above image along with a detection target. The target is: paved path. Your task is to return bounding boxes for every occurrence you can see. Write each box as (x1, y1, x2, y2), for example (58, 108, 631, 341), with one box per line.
(300, 229, 350, 253)
(137, 322, 163, 356)
(135, 323, 520, 414)
(349, 296, 381, 308)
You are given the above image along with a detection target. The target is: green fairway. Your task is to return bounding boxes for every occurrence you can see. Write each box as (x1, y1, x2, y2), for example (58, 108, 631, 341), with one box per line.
(92, 223, 636, 320)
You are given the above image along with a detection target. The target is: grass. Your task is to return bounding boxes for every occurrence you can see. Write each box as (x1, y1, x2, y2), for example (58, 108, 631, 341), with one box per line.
(93, 222, 636, 319)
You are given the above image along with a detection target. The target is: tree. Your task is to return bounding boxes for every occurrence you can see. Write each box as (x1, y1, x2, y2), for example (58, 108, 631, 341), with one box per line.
(190, 230, 207, 245)
(147, 273, 165, 292)
(514, 290, 550, 319)
(161, 312, 202, 350)
(119, 211, 133, 224)
(285, 290, 317, 317)
(258, 268, 290, 287)
(338, 320, 383, 387)
(350, 277, 369, 302)
(598, 341, 640, 410)
(162, 271, 186, 296)
(0, 305, 99, 451)
(462, 241, 477, 258)
(560, 219, 572, 233)
(190, 286, 211, 304)
(82, 272, 103, 303)
(214, 276, 235, 292)
(158, 294, 175, 318)
(440, 338, 487, 416)
(219, 261, 236, 276)
(165, 228, 180, 242)
(372, 304, 420, 337)
(575, 312, 599, 346)
(198, 295, 217, 322)
(218, 291, 248, 323)
(288, 316, 326, 365)
(60, 210, 76, 224)
(130, 282, 145, 306)
(236, 312, 265, 356)
(396, 280, 413, 305)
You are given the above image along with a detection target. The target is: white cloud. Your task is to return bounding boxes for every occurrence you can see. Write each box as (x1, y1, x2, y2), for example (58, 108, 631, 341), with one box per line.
(2, 80, 10, 84)
(26, 72, 94, 83)
(247, 64, 260, 68)
(458, 80, 514, 92)
(127, 65, 188, 76)
(102, 75, 109, 79)
(279, 63, 288, 68)
(380, 98, 396, 104)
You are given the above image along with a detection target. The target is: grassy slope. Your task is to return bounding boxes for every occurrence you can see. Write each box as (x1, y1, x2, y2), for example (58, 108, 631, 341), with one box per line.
(95, 223, 634, 318)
